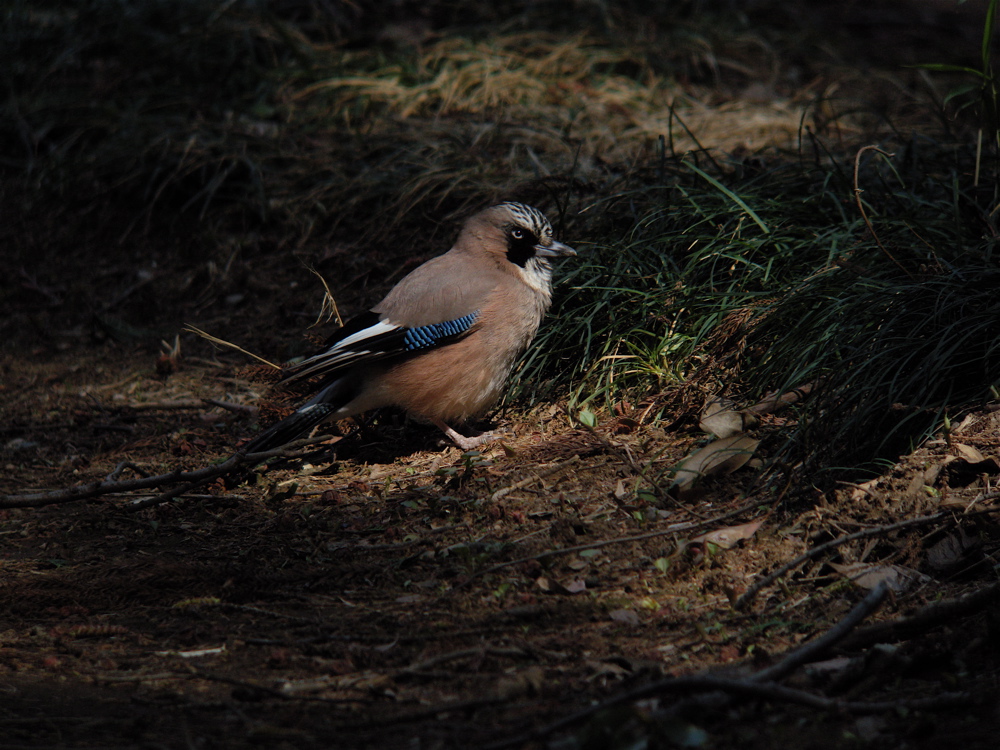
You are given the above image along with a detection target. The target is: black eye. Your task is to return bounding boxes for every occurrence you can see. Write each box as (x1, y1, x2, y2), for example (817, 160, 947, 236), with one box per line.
(511, 227, 524, 240)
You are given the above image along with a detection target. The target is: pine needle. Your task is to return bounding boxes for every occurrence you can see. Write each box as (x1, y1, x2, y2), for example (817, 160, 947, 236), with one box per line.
(184, 325, 281, 370)
(306, 267, 343, 328)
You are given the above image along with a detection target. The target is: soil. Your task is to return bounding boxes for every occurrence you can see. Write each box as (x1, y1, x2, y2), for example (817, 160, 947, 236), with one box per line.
(4, 341, 1000, 748)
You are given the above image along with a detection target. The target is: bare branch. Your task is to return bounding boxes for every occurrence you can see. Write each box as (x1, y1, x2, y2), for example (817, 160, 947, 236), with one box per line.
(753, 581, 889, 682)
(838, 581, 1000, 651)
(485, 676, 967, 750)
(747, 383, 814, 415)
(202, 398, 258, 416)
(483, 581, 932, 750)
(459, 497, 769, 588)
(0, 437, 330, 509)
(734, 512, 951, 610)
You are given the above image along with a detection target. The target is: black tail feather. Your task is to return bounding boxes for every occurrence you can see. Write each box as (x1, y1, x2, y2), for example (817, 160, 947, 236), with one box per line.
(241, 404, 337, 456)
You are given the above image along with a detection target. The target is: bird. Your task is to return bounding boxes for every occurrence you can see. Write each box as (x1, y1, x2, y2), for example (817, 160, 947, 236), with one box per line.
(241, 202, 576, 456)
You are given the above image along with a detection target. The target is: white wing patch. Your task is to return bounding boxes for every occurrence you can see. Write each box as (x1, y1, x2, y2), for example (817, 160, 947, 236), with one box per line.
(281, 319, 404, 384)
(335, 319, 401, 349)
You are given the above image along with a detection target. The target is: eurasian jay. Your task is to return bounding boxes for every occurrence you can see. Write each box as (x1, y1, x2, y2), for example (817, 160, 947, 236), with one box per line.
(242, 202, 576, 454)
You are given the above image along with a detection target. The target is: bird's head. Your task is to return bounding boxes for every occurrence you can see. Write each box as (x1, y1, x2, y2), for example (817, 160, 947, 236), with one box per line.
(465, 202, 576, 295)
(494, 202, 576, 266)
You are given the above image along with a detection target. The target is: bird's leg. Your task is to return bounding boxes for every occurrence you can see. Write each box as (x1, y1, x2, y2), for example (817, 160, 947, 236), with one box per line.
(431, 419, 500, 450)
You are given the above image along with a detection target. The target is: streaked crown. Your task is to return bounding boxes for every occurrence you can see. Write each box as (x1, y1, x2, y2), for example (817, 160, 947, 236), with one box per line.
(498, 202, 554, 245)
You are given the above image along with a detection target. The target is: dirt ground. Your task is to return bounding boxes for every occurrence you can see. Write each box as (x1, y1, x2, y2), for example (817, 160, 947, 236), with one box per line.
(4, 342, 1000, 749)
(4, 2, 1000, 749)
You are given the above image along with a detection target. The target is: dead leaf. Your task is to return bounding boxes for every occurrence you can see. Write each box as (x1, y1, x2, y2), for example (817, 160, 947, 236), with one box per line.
(692, 519, 764, 550)
(951, 413, 978, 434)
(670, 434, 760, 498)
(954, 443, 986, 463)
(395, 594, 424, 604)
(609, 416, 640, 434)
(609, 608, 640, 625)
(699, 396, 741, 437)
(849, 477, 880, 501)
(613, 479, 627, 500)
(747, 383, 814, 415)
(586, 659, 630, 681)
(805, 656, 854, 677)
(922, 462, 944, 489)
(944, 456, 1000, 487)
(904, 470, 927, 498)
(495, 665, 545, 699)
(830, 562, 930, 593)
(698, 396, 758, 438)
(535, 577, 586, 595)
(926, 528, 981, 575)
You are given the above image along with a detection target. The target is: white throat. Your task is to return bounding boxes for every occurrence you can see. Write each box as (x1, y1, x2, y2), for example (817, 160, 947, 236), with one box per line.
(517, 257, 555, 298)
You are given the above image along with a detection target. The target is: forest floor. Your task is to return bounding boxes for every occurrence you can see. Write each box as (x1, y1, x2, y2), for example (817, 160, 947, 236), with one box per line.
(3, 2, 1000, 748)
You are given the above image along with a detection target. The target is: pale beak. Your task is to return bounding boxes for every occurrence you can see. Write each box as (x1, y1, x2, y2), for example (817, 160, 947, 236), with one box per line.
(535, 240, 577, 258)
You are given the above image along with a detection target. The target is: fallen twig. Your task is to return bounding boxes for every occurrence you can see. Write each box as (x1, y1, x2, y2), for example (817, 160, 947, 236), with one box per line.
(202, 398, 258, 416)
(185, 324, 280, 370)
(459, 497, 770, 588)
(106, 461, 150, 481)
(753, 581, 889, 682)
(124, 399, 207, 410)
(748, 383, 814, 415)
(187, 668, 358, 704)
(486, 678, 967, 750)
(399, 645, 528, 675)
(0, 436, 329, 509)
(838, 581, 1000, 651)
(488, 455, 581, 503)
(484, 581, 956, 750)
(734, 512, 952, 611)
(126, 472, 229, 511)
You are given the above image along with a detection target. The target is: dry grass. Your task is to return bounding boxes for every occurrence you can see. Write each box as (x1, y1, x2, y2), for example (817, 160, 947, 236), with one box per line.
(294, 32, 806, 166)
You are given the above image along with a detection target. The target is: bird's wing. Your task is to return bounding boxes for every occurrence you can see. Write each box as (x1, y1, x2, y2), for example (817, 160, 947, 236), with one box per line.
(279, 309, 481, 385)
(372, 250, 503, 325)
(279, 251, 501, 386)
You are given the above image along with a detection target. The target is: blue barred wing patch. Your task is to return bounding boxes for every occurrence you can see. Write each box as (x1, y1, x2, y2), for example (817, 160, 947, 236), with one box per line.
(280, 310, 481, 386)
(403, 312, 480, 351)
